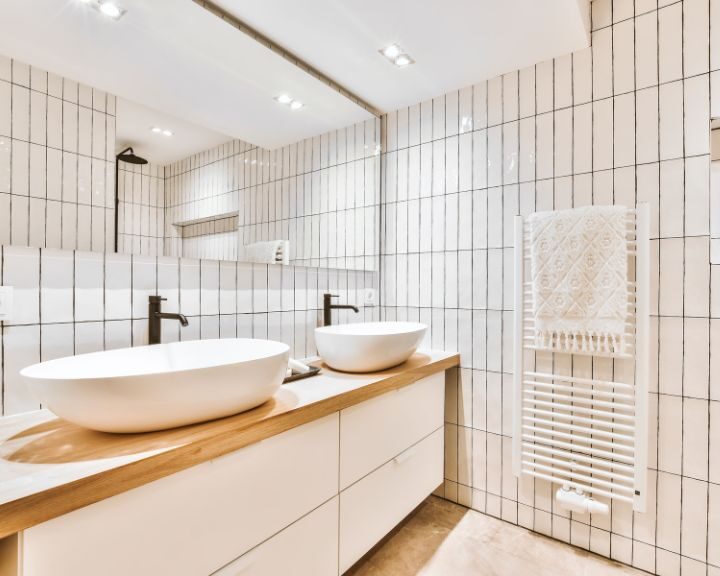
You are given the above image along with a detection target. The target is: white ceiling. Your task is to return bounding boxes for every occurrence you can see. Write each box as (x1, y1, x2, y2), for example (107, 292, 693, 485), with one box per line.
(214, 0, 591, 113)
(0, 0, 372, 150)
(0, 0, 590, 151)
(116, 98, 231, 165)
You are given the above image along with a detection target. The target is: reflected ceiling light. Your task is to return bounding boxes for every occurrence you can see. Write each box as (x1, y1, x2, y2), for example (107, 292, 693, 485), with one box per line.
(394, 54, 414, 67)
(381, 44, 402, 59)
(275, 94, 304, 110)
(150, 126, 173, 137)
(379, 43, 415, 67)
(99, 1, 124, 19)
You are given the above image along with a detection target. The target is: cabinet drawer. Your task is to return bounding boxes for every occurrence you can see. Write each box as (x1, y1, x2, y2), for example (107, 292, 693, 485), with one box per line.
(339, 372, 444, 489)
(212, 497, 338, 576)
(22, 414, 340, 576)
(339, 426, 444, 573)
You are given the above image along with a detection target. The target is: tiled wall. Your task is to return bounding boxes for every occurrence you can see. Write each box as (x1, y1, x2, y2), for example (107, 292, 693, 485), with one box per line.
(0, 244, 378, 415)
(380, 0, 719, 574)
(180, 214, 238, 260)
(0, 55, 117, 252)
(117, 162, 165, 256)
(164, 120, 381, 271)
(164, 139, 255, 259)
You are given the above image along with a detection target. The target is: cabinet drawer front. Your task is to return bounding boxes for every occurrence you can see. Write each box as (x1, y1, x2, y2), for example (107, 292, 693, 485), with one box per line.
(22, 414, 340, 576)
(212, 497, 338, 576)
(339, 426, 444, 573)
(340, 372, 444, 489)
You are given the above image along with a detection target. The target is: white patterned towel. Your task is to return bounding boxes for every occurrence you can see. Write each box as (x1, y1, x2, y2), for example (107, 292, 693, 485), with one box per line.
(528, 206, 629, 355)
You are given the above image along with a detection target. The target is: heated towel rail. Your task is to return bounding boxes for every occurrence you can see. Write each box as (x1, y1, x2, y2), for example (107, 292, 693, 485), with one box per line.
(512, 204, 649, 512)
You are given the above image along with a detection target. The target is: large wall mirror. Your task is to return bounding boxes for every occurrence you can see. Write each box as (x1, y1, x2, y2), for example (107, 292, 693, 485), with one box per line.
(114, 99, 380, 271)
(0, 1, 380, 272)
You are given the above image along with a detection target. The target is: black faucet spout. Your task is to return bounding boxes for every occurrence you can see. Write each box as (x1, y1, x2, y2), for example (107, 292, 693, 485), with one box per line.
(323, 293, 359, 326)
(155, 312, 189, 327)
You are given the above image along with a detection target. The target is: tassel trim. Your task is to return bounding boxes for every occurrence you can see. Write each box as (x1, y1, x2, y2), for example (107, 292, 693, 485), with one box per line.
(535, 330, 626, 355)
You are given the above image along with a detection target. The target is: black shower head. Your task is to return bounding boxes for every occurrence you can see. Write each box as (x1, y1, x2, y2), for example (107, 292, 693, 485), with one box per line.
(116, 146, 148, 165)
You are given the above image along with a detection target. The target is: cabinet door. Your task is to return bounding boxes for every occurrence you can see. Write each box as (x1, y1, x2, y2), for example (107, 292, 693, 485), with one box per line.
(213, 497, 338, 576)
(339, 427, 444, 573)
(22, 414, 339, 576)
(340, 372, 444, 489)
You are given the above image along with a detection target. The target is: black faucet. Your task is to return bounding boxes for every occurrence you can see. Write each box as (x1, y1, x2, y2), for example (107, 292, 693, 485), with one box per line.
(323, 293, 359, 326)
(148, 295, 189, 345)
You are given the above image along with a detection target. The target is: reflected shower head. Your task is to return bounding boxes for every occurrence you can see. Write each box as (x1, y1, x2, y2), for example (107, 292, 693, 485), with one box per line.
(116, 146, 148, 165)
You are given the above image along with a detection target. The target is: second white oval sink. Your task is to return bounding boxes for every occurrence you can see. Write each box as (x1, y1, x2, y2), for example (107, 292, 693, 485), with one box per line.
(315, 322, 427, 373)
(21, 339, 290, 433)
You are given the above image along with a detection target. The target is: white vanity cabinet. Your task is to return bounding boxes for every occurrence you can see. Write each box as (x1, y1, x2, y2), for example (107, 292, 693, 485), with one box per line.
(15, 372, 446, 576)
(22, 414, 340, 576)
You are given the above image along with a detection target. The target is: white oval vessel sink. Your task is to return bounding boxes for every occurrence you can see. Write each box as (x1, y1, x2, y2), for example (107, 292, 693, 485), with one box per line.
(315, 322, 427, 373)
(21, 339, 289, 433)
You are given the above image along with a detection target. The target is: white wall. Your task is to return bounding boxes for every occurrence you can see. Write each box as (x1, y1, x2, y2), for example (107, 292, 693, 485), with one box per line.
(381, 0, 719, 574)
(116, 161, 165, 256)
(164, 120, 380, 270)
(0, 55, 116, 252)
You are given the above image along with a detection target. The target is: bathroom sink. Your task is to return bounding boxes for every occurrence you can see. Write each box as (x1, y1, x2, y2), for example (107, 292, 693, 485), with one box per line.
(21, 339, 290, 433)
(315, 322, 427, 373)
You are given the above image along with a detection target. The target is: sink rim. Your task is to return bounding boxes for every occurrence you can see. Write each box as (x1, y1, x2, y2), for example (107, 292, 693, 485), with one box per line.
(315, 321, 426, 336)
(21, 338, 290, 382)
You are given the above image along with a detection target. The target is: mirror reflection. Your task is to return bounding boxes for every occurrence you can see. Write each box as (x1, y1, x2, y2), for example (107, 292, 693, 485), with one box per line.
(114, 98, 379, 270)
(0, 63, 379, 272)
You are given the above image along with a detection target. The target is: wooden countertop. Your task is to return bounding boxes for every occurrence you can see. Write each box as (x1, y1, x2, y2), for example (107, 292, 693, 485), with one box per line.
(0, 350, 459, 538)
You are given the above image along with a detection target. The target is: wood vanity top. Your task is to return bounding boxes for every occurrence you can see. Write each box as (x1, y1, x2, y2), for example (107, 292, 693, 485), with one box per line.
(0, 350, 458, 538)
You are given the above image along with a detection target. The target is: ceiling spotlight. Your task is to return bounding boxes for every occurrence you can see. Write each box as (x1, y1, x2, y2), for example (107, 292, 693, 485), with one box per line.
(381, 44, 402, 59)
(162, 129, 173, 137)
(289, 100, 304, 110)
(394, 54, 414, 67)
(275, 94, 293, 104)
(151, 126, 162, 133)
(380, 44, 414, 68)
(99, 1, 124, 19)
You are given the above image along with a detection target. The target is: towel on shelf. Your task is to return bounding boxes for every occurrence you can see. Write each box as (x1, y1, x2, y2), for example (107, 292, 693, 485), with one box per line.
(239, 240, 290, 264)
(528, 205, 629, 355)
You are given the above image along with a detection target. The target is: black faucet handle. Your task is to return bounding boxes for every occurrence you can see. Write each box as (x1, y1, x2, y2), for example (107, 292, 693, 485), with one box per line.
(149, 295, 167, 303)
(326, 293, 339, 299)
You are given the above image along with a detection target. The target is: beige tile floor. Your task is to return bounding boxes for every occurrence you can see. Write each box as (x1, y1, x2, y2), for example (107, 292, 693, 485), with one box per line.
(347, 496, 647, 576)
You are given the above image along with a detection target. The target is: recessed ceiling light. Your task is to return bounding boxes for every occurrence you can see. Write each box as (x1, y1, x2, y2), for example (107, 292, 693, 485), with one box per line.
(380, 44, 414, 67)
(394, 54, 414, 67)
(162, 129, 173, 137)
(275, 94, 293, 104)
(151, 126, 162, 134)
(381, 44, 402, 59)
(99, 1, 124, 19)
(289, 100, 304, 110)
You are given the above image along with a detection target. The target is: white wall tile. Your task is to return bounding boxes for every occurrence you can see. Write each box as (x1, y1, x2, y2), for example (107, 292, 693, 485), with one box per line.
(613, 19, 635, 94)
(75, 251, 104, 322)
(681, 477, 708, 562)
(40, 249, 73, 323)
(659, 3, 683, 83)
(105, 252, 131, 320)
(2, 245, 39, 325)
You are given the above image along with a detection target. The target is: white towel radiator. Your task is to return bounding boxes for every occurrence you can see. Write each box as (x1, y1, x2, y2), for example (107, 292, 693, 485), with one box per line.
(512, 204, 650, 512)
